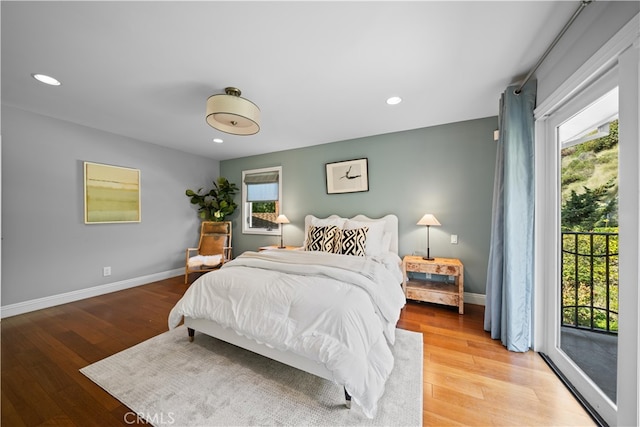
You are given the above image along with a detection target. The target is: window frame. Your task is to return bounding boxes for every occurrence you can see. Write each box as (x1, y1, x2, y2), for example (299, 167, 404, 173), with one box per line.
(241, 166, 282, 235)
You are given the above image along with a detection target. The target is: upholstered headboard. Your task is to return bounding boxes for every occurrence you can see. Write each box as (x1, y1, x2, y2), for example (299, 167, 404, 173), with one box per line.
(303, 214, 399, 255)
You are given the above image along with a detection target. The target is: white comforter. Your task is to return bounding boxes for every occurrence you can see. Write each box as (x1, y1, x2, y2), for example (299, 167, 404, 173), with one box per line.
(168, 250, 406, 418)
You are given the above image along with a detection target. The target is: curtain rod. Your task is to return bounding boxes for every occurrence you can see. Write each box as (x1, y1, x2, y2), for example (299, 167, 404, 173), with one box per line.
(515, 0, 593, 94)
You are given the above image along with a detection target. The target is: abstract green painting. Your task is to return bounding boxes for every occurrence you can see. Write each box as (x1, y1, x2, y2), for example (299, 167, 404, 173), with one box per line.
(84, 162, 140, 224)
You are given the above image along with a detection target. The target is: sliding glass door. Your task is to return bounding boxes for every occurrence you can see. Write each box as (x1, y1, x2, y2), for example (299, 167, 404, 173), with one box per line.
(544, 72, 619, 424)
(535, 36, 639, 426)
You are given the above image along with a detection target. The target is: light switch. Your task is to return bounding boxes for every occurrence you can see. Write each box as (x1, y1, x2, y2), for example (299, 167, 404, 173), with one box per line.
(451, 234, 458, 244)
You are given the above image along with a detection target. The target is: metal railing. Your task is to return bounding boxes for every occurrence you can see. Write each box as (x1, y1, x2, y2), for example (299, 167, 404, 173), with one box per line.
(561, 231, 619, 335)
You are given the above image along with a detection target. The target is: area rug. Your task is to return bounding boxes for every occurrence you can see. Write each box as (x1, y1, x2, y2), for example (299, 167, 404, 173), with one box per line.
(81, 326, 423, 426)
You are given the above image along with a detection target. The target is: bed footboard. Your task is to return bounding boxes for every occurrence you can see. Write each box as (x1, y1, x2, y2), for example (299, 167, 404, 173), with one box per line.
(184, 317, 352, 409)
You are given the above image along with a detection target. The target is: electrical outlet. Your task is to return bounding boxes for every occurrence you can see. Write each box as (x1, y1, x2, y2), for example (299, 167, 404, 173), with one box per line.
(103, 266, 111, 277)
(451, 234, 458, 244)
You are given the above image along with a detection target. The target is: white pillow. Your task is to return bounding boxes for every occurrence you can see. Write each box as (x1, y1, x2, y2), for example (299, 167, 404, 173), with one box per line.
(312, 216, 346, 228)
(344, 219, 385, 256)
(381, 232, 392, 253)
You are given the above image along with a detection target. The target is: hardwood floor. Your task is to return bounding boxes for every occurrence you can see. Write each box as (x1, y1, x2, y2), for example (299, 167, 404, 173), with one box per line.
(2, 276, 595, 426)
(398, 303, 596, 426)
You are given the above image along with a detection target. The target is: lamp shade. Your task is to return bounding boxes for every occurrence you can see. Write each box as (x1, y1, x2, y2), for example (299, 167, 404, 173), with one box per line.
(276, 214, 290, 224)
(206, 87, 260, 135)
(417, 214, 441, 226)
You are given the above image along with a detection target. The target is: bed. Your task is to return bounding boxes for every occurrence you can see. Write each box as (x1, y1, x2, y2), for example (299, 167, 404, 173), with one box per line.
(168, 214, 406, 418)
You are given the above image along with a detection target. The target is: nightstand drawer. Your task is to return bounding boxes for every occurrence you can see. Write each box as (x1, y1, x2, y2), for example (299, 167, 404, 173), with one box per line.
(405, 262, 460, 276)
(406, 283, 460, 307)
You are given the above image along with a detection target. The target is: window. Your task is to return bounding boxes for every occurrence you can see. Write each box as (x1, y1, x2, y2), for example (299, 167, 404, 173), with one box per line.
(242, 166, 282, 235)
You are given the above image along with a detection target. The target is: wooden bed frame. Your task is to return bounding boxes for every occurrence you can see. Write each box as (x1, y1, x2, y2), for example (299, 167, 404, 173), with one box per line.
(184, 214, 400, 409)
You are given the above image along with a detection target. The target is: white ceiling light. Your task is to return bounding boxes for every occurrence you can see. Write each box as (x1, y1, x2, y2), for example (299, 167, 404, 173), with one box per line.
(386, 96, 402, 105)
(213, 138, 224, 144)
(32, 73, 61, 86)
(206, 87, 260, 135)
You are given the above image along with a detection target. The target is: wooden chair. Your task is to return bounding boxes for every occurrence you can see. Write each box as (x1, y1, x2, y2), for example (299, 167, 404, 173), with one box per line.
(185, 221, 232, 284)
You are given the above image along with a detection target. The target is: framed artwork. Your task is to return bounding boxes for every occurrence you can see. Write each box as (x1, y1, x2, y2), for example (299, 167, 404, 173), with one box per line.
(84, 161, 141, 224)
(325, 158, 369, 194)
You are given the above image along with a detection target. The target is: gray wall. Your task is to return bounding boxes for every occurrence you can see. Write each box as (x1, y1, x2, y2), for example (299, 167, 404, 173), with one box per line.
(221, 117, 497, 295)
(1, 106, 219, 306)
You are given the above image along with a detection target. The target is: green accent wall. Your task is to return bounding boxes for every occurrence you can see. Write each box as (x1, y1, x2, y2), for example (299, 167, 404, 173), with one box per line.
(221, 116, 497, 296)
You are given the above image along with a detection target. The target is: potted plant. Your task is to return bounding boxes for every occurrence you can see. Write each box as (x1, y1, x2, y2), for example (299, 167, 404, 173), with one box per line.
(185, 177, 239, 221)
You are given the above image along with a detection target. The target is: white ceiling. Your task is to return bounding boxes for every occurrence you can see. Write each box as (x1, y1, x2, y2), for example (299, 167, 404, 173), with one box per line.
(2, 1, 577, 160)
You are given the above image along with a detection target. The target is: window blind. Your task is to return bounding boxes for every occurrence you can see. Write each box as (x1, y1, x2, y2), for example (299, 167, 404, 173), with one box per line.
(244, 171, 279, 184)
(245, 171, 279, 202)
(247, 182, 278, 202)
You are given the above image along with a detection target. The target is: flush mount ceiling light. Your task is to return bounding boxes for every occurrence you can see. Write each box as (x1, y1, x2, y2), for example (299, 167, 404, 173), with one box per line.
(32, 73, 61, 86)
(206, 87, 260, 135)
(386, 96, 402, 105)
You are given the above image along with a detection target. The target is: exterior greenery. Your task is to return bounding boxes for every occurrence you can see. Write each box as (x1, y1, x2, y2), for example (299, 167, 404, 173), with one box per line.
(561, 180, 617, 231)
(185, 177, 239, 221)
(561, 120, 618, 333)
(252, 201, 276, 213)
(562, 230, 618, 332)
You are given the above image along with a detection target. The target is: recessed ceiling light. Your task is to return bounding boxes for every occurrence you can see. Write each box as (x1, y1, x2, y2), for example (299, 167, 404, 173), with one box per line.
(32, 73, 61, 86)
(213, 138, 224, 144)
(386, 96, 402, 105)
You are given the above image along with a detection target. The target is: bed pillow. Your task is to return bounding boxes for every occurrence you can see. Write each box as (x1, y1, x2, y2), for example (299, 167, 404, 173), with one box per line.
(304, 225, 341, 253)
(381, 232, 393, 253)
(339, 227, 368, 256)
(344, 219, 386, 256)
(312, 216, 346, 228)
(302, 216, 346, 248)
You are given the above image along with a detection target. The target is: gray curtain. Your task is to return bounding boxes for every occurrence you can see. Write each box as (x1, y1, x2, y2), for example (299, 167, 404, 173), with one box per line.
(484, 81, 536, 352)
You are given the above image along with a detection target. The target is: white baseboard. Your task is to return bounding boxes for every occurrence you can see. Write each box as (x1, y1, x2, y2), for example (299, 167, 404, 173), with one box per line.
(0, 268, 184, 319)
(464, 292, 486, 306)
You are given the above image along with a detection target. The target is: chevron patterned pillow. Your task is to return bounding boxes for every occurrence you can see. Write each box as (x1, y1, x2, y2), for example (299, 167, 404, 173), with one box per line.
(304, 225, 340, 253)
(339, 227, 368, 256)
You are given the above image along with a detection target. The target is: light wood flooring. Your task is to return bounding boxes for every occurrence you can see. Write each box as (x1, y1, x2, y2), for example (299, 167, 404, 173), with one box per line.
(1, 275, 595, 426)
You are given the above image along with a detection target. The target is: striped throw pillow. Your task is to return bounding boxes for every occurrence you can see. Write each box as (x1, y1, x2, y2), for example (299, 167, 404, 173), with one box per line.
(340, 227, 368, 256)
(305, 225, 340, 253)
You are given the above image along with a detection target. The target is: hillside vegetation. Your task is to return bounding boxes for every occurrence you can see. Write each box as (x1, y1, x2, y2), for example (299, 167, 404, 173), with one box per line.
(561, 120, 618, 230)
(560, 120, 619, 332)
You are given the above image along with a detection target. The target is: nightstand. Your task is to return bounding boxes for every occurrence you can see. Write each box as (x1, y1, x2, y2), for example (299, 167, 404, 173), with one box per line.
(402, 255, 464, 314)
(258, 245, 300, 251)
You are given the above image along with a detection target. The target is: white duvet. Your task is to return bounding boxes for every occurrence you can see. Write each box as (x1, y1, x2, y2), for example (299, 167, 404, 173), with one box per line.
(168, 249, 406, 418)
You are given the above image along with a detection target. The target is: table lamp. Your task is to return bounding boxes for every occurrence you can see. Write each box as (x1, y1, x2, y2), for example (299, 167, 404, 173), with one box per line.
(276, 214, 290, 248)
(417, 214, 441, 260)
